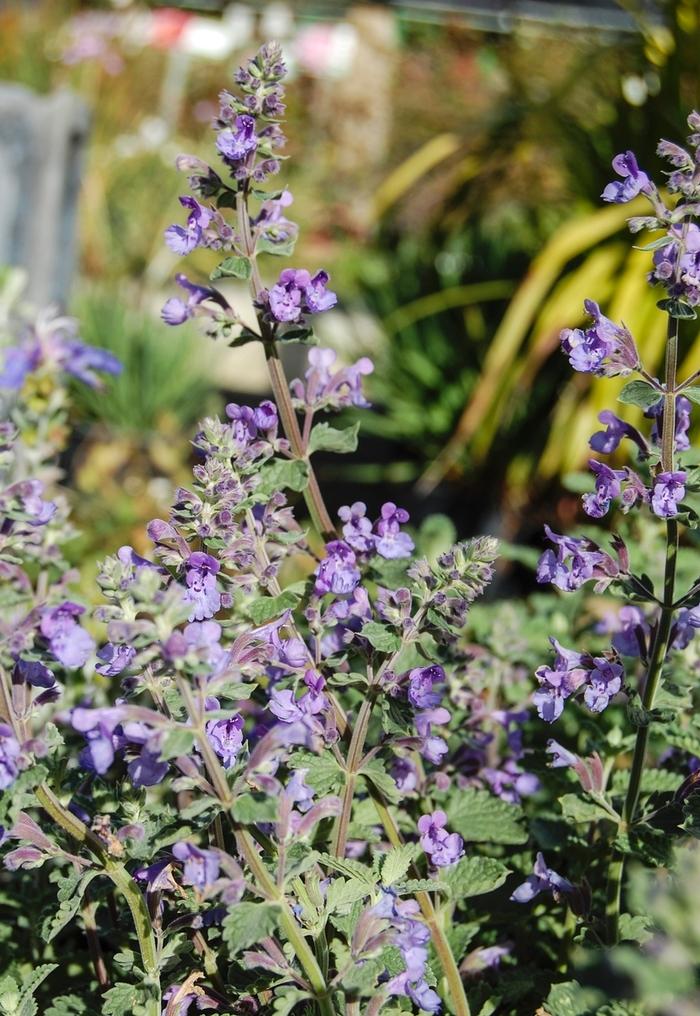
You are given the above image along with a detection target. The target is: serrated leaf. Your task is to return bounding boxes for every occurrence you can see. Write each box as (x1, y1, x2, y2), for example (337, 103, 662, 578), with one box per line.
(159, 727, 196, 761)
(438, 856, 509, 900)
(288, 752, 344, 796)
(618, 380, 662, 410)
(308, 422, 360, 455)
(360, 621, 402, 653)
(618, 912, 653, 945)
(326, 876, 373, 912)
(101, 982, 148, 1016)
(258, 235, 297, 256)
(46, 995, 99, 1016)
(393, 878, 449, 895)
(358, 758, 400, 802)
(559, 793, 618, 825)
(318, 853, 377, 886)
(41, 873, 100, 943)
(232, 793, 279, 824)
(380, 844, 417, 886)
(543, 979, 598, 1016)
(245, 590, 301, 624)
(272, 989, 312, 1016)
(341, 957, 384, 993)
(258, 458, 309, 496)
(210, 255, 252, 281)
(446, 789, 527, 845)
(222, 902, 280, 955)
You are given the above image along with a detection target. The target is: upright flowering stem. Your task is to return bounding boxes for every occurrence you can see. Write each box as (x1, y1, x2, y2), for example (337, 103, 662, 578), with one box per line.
(606, 316, 680, 943)
(237, 184, 335, 539)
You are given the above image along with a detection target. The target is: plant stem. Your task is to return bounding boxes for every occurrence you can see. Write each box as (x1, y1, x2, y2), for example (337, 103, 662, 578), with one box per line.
(34, 783, 161, 1012)
(236, 186, 335, 539)
(332, 685, 378, 857)
(234, 827, 337, 1016)
(606, 315, 680, 944)
(369, 790, 471, 1016)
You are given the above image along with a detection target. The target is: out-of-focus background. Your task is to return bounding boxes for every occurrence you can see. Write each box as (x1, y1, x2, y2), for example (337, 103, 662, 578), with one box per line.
(1, 0, 698, 575)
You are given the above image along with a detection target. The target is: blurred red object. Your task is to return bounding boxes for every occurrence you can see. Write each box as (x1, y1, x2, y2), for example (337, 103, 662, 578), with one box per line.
(150, 8, 192, 49)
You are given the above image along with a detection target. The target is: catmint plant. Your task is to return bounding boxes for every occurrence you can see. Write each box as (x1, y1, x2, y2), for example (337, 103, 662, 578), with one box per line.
(531, 111, 700, 947)
(0, 44, 510, 1016)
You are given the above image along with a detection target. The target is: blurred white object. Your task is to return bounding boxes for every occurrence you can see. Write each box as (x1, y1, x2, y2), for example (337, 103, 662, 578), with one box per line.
(179, 17, 237, 59)
(295, 22, 358, 79)
(261, 2, 295, 41)
(223, 4, 256, 48)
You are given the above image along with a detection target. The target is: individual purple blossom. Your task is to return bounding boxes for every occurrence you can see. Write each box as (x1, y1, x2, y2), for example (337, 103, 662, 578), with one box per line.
(651, 471, 686, 518)
(374, 502, 415, 559)
(172, 842, 220, 891)
(13, 659, 55, 689)
(0, 724, 20, 790)
(206, 714, 244, 768)
(216, 113, 258, 163)
(266, 268, 337, 324)
(391, 756, 418, 793)
(582, 460, 626, 518)
(128, 749, 169, 788)
(589, 410, 648, 456)
(40, 602, 95, 668)
(415, 707, 450, 765)
(601, 151, 653, 204)
(583, 659, 623, 713)
(407, 665, 445, 709)
(95, 643, 135, 677)
(546, 739, 579, 768)
(134, 858, 179, 895)
(184, 552, 221, 622)
(597, 605, 650, 658)
(671, 607, 700, 650)
(161, 274, 231, 327)
(533, 639, 588, 723)
(510, 852, 574, 903)
(314, 540, 361, 596)
(338, 502, 375, 553)
(537, 525, 623, 592)
(268, 679, 328, 743)
(252, 188, 298, 248)
(164, 196, 214, 255)
(290, 347, 374, 411)
(560, 300, 639, 376)
(417, 810, 464, 868)
(161, 982, 220, 1015)
(72, 705, 125, 774)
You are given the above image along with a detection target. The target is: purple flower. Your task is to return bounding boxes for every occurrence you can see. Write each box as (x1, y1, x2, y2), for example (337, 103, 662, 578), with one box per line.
(583, 659, 623, 713)
(546, 740, 578, 768)
(560, 300, 639, 376)
(589, 410, 647, 456)
(0, 345, 40, 389)
(671, 607, 700, 650)
(582, 459, 626, 518)
(40, 602, 95, 668)
(601, 151, 653, 204)
(13, 659, 55, 689)
(206, 714, 244, 767)
(266, 268, 337, 324)
(314, 540, 361, 596)
(134, 858, 179, 894)
(533, 639, 588, 723)
(60, 341, 121, 388)
(374, 502, 414, 559)
(164, 195, 214, 255)
(128, 748, 169, 788)
(651, 471, 686, 518)
(184, 552, 221, 622)
(338, 502, 375, 553)
(391, 756, 418, 793)
(597, 605, 650, 658)
(268, 681, 328, 743)
(537, 525, 621, 593)
(510, 851, 574, 903)
(95, 643, 135, 677)
(407, 665, 445, 709)
(161, 274, 230, 327)
(216, 113, 258, 163)
(0, 724, 20, 790)
(290, 347, 374, 411)
(72, 705, 125, 774)
(172, 842, 220, 891)
(417, 810, 464, 868)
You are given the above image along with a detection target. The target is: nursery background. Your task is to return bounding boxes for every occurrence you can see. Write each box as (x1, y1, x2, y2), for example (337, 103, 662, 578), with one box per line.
(3, 1, 700, 1015)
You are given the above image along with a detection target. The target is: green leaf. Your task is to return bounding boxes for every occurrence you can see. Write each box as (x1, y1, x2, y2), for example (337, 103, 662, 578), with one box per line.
(159, 727, 196, 761)
(341, 957, 384, 993)
(326, 876, 373, 912)
(308, 422, 360, 455)
(258, 458, 309, 496)
(446, 789, 528, 845)
(101, 983, 149, 1016)
(681, 385, 700, 406)
(210, 255, 252, 281)
(438, 856, 509, 900)
(222, 902, 280, 955)
(618, 380, 662, 410)
(271, 989, 312, 1016)
(360, 621, 402, 653)
(46, 996, 99, 1016)
(41, 871, 101, 943)
(543, 980, 598, 1016)
(288, 752, 344, 796)
(258, 235, 297, 257)
(559, 793, 618, 826)
(657, 297, 697, 320)
(618, 913, 653, 945)
(380, 844, 417, 886)
(318, 853, 377, 886)
(358, 758, 400, 802)
(245, 589, 301, 624)
(232, 793, 279, 824)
